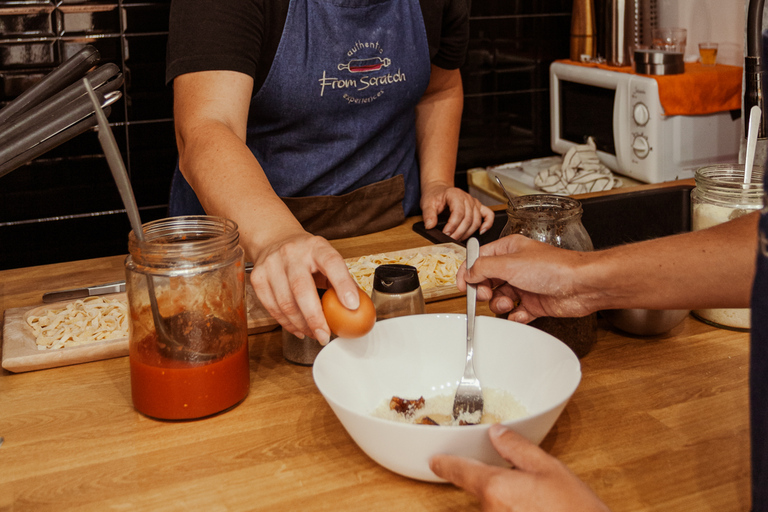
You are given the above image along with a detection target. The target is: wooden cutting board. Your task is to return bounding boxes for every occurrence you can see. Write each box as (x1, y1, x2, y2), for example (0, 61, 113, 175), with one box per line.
(2, 243, 465, 373)
(2, 294, 129, 373)
(2, 287, 279, 373)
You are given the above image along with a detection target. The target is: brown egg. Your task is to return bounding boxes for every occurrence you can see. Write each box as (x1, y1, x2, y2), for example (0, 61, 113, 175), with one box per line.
(322, 286, 376, 338)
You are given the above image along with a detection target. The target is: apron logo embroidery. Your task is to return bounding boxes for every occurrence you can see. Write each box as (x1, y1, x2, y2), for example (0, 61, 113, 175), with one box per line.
(338, 57, 391, 73)
(318, 41, 406, 103)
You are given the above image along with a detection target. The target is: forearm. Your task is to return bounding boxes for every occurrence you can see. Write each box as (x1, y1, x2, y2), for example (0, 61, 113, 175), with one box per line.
(585, 212, 759, 311)
(173, 71, 305, 261)
(177, 123, 305, 260)
(415, 65, 463, 188)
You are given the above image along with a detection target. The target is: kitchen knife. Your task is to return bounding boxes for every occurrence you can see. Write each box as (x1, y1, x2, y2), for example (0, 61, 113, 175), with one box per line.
(0, 91, 121, 178)
(42, 263, 256, 303)
(42, 282, 126, 303)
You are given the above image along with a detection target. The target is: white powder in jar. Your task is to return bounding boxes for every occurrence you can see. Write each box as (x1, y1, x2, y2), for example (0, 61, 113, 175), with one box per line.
(692, 203, 753, 329)
(692, 203, 752, 230)
(373, 388, 528, 426)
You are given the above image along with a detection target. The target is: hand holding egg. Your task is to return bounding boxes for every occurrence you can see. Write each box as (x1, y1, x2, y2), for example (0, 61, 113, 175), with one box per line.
(322, 286, 376, 338)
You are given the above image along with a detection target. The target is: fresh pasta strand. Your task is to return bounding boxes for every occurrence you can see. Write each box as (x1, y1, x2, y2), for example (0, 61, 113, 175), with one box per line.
(26, 296, 129, 350)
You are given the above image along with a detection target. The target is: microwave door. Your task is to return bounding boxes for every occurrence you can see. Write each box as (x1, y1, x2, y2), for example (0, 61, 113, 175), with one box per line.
(549, 63, 625, 170)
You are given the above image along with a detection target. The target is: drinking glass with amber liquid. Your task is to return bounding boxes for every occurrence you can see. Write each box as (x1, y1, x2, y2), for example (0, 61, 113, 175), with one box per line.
(699, 42, 718, 66)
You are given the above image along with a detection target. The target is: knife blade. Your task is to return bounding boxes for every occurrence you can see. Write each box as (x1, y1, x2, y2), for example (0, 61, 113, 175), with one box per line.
(42, 282, 126, 303)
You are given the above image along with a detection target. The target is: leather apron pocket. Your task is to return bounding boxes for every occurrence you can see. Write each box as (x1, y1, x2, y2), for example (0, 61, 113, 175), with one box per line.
(281, 175, 406, 240)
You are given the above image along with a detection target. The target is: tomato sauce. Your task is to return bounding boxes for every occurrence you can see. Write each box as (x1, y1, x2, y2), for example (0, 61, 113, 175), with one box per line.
(130, 331, 250, 420)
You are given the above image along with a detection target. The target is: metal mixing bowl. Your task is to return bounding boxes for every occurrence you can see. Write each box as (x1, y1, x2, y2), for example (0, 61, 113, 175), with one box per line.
(601, 308, 690, 336)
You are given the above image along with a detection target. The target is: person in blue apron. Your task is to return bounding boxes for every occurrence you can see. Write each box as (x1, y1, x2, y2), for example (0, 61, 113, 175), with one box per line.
(166, 0, 494, 345)
(429, 199, 766, 509)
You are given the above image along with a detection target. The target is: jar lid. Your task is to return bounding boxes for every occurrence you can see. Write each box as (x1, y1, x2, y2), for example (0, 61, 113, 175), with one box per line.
(373, 264, 421, 294)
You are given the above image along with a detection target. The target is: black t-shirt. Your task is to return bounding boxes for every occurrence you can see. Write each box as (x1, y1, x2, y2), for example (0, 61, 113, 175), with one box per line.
(751, 175, 768, 511)
(166, 0, 469, 93)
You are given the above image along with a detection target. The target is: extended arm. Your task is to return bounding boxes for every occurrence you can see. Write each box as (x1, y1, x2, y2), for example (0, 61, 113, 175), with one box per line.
(173, 71, 360, 344)
(459, 212, 758, 322)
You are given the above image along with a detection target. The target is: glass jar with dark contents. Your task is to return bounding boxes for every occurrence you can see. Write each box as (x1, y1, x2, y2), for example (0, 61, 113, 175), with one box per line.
(499, 195, 596, 358)
(125, 216, 249, 420)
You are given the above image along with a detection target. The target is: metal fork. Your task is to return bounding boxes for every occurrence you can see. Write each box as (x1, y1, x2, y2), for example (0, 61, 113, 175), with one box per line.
(452, 237, 484, 423)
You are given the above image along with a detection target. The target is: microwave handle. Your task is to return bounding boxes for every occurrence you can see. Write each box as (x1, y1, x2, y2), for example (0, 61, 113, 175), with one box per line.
(613, 83, 630, 169)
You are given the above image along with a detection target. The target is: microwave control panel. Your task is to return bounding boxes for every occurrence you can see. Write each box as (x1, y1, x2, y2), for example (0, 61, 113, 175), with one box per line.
(632, 103, 650, 126)
(628, 81, 657, 163)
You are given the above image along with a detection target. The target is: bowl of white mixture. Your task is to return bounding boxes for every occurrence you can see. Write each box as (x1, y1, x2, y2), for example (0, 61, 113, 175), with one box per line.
(312, 314, 581, 482)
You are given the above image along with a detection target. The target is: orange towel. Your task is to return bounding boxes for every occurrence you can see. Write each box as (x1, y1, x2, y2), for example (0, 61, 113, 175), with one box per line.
(556, 59, 742, 116)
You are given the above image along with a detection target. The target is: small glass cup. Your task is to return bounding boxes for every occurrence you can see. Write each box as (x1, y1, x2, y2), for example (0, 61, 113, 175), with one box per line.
(699, 42, 719, 66)
(652, 27, 687, 54)
(282, 329, 322, 366)
(283, 288, 327, 365)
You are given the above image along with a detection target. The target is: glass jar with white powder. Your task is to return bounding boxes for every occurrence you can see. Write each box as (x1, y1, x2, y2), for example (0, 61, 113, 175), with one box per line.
(691, 164, 764, 331)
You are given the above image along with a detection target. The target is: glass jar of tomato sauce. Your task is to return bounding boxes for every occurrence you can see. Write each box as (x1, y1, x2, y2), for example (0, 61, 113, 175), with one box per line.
(125, 216, 250, 420)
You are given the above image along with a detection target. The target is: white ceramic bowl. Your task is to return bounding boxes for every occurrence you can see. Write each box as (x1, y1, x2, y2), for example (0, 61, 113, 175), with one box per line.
(312, 314, 581, 482)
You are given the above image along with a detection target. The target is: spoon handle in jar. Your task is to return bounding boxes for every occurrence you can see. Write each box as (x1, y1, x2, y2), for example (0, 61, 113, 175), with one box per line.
(83, 78, 144, 241)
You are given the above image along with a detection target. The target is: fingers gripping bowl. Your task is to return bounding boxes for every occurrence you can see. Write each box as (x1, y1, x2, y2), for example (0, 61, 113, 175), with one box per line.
(312, 314, 581, 482)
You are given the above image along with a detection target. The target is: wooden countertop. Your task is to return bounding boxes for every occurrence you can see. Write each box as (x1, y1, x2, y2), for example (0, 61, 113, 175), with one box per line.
(0, 204, 750, 511)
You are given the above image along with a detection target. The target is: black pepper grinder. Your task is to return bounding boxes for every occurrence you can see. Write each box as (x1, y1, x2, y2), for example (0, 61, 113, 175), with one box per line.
(370, 264, 426, 320)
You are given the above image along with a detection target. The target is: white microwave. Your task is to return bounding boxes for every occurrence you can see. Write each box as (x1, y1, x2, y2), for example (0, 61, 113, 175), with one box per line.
(549, 62, 742, 183)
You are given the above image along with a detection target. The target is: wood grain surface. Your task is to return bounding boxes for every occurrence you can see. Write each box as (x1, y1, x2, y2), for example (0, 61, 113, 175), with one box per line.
(0, 207, 752, 511)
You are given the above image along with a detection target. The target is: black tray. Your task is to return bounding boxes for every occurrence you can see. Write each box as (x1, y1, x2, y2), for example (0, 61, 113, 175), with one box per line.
(412, 185, 693, 251)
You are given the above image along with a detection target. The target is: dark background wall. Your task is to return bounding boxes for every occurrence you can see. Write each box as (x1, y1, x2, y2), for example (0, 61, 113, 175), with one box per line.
(0, 0, 572, 270)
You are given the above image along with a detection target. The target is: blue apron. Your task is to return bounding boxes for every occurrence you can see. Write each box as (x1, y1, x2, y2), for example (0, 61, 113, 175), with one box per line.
(170, 0, 431, 234)
(751, 175, 768, 511)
